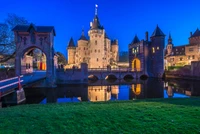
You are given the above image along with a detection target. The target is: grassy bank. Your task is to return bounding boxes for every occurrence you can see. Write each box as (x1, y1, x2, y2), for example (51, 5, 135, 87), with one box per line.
(0, 98, 200, 133)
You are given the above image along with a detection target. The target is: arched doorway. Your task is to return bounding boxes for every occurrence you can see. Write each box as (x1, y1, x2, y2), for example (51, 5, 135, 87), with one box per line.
(21, 47, 47, 74)
(132, 58, 141, 71)
(131, 84, 141, 96)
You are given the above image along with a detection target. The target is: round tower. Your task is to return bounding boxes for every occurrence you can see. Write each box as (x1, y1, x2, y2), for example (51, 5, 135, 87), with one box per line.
(111, 39, 119, 63)
(88, 4, 105, 68)
(67, 37, 76, 65)
(77, 29, 89, 65)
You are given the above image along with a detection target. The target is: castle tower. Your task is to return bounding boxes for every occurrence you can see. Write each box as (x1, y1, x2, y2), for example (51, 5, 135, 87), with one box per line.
(76, 29, 89, 67)
(88, 5, 108, 68)
(166, 33, 173, 55)
(150, 25, 165, 77)
(111, 39, 119, 64)
(67, 37, 76, 65)
(189, 28, 200, 44)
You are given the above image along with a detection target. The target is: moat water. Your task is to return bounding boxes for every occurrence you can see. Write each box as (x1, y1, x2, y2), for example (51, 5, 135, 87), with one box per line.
(1, 78, 200, 107)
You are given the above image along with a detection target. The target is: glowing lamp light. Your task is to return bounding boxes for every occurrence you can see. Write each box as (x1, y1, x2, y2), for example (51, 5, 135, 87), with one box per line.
(95, 4, 98, 8)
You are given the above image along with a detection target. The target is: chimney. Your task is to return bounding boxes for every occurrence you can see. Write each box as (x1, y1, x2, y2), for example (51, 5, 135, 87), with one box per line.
(145, 31, 148, 41)
(190, 32, 192, 37)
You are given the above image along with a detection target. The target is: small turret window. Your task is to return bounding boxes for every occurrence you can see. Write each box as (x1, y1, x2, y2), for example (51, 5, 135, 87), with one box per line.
(95, 40, 97, 45)
(152, 47, 155, 53)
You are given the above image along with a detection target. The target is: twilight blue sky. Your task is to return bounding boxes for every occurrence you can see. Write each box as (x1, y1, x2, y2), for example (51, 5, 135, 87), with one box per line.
(0, 0, 200, 58)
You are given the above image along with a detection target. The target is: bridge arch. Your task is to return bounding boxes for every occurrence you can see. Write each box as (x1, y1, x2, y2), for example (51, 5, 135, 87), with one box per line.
(105, 74, 117, 80)
(123, 74, 134, 80)
(13, 24, 57, 83)
(132, 58, 141, 71)
(88, 74, 99, 81)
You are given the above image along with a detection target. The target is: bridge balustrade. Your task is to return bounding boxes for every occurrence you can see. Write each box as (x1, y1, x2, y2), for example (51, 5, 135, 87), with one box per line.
(88, 68, 142, 73)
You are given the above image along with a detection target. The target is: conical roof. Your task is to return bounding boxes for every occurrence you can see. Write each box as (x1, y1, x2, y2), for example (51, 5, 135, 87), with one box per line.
(151, 25, 165, 37)
(79, 29, 87, 41)
(168, 32, 172, 44)
(131, 35, 140, 44)
(91, 15, 103, 29)
(68, 37, 75, 47)
(191, 28, 200, 38)
(105, 33, 109, 39)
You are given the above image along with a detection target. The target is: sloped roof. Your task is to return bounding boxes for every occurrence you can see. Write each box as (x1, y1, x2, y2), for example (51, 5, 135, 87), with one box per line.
(190, 28, 200, 38)
(111, 40, 118, 45)
(12, 23, 56, 36)
(105, 33, 109, 39)
(131, 35, 140, 44)
(91, 15, 104, 30)
(151, 25, 165, 37)
(68, 37, 75, 47)
(79, 30, 88, 41)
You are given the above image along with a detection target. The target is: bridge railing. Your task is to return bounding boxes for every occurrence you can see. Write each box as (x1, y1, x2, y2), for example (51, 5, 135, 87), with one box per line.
(88, 68, 142, 72)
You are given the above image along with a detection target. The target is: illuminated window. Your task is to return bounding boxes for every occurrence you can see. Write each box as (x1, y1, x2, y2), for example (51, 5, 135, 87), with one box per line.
(137, 47, 139, 52)
(132, 48, 135, 54)
(152, 47, 155, 53)
(157, 47, 159, 50)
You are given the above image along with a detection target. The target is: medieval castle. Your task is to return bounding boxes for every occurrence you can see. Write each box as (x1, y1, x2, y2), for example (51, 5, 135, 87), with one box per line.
(66, 5, 119, 69)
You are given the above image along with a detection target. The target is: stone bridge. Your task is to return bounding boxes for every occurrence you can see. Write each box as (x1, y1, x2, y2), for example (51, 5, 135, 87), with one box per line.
(88, 68, 145, 80)
(56, 63, 147, 83)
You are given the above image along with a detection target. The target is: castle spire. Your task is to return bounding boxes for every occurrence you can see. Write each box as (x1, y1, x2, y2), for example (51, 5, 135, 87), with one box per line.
(95, 4, 98, 16)
(82, 26, 84, 36)
(168, 32, 172, 44)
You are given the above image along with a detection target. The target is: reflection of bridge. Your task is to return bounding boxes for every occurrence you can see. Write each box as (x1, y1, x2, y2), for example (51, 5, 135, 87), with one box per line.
(88, 68, 145, 79)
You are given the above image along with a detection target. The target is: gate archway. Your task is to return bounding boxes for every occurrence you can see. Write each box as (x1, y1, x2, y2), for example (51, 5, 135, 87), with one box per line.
(12, 24, 57, 83)
(132, 58, 141, 71)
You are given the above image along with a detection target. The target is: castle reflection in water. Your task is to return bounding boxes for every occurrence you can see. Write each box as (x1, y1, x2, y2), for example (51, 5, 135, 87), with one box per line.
(2, 78, 200, 107)
(25, 78, 200, 104)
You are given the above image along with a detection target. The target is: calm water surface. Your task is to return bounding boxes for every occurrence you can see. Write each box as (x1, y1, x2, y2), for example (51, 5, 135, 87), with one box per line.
(1, 78, 200, 107)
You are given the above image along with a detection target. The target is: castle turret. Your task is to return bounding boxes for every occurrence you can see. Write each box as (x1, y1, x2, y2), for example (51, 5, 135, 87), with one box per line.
(166, 33, 173, 55)
(189, 28, 200, 44)
(67, 37, 76, 65)
(77, 29, 89, 66)
(111, 39, 119, 63)
(150, 25, 165, 77)
(88, 5, 107, 68)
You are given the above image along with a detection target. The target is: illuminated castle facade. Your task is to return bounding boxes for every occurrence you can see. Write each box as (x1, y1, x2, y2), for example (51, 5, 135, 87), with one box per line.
(67, 5, 119, 68)
(165, 28, 200, 69)
(129, 25, 165, 78)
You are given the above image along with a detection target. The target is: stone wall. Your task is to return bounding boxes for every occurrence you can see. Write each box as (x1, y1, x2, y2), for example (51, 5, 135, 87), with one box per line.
(166, 61, 200, 79)
(56, 63, 88, 83)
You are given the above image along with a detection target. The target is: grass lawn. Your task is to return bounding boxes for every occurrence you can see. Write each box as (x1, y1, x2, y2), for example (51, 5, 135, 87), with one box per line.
(0, 98, 200, 134)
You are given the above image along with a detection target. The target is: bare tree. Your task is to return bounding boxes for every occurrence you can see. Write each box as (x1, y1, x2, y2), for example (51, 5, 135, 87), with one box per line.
(0, 13, 29, 63)
(57, 52, 67, 65)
